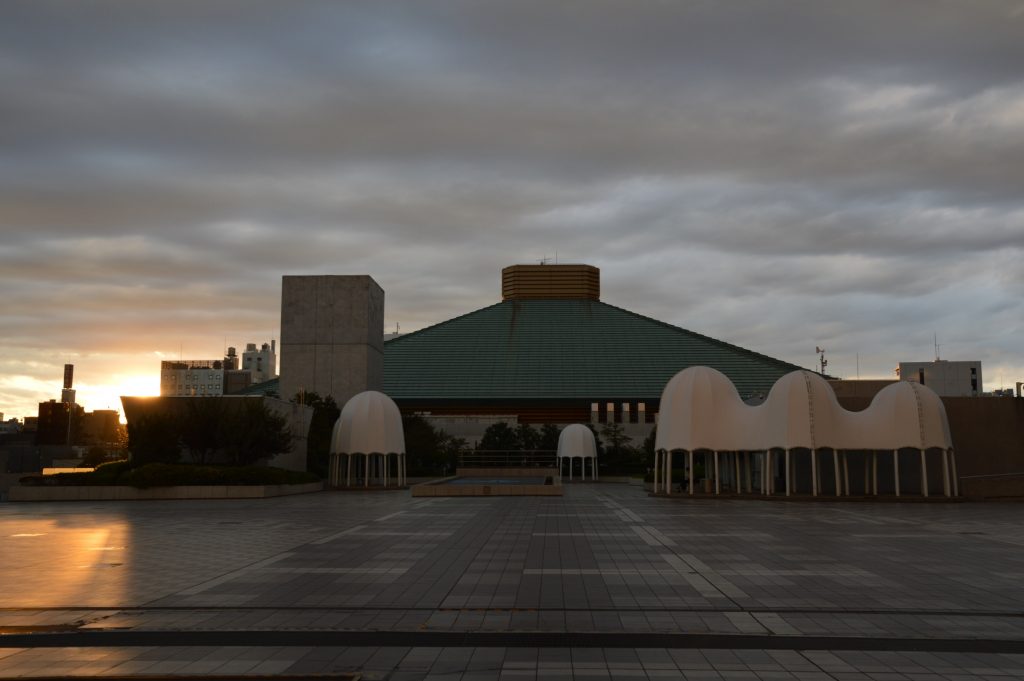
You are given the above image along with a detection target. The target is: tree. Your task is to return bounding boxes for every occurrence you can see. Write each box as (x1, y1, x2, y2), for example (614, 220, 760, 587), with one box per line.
(294, 392, 339, 478)
(126, 412, 182, 467)
(600, 421, 628, 456)
(539, 424, 561, 451)
(478, 422, 519, 451)
(219, 401, 292, 466)
(515, 423, 540, 450)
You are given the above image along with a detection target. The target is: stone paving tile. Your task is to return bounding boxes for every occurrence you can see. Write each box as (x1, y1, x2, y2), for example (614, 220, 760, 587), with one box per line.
(3, 486, 1024, 678)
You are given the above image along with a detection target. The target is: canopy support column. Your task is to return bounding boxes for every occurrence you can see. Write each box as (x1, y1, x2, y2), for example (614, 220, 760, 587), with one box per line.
(833, 450, 841, 496)
(785, 450, 791, 497)
(893, 450, 900, 497)
(920, 449, 929, 498)
(941, 449, 951, 497)
(653, 451, 659, 493)
(872, 451, 878, 496)
(950, 449, 959, 496)
(745, 453, 753, 494)
(714, 451, 720, 495)
(843, 453, 850, 496)
(665, 450, 671, 495)
(811, 449, 818, 497)
(688, 451, 694, 495)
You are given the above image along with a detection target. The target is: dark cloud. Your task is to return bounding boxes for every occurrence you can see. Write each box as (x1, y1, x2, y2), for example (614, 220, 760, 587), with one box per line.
(2, 1, 1024, 417)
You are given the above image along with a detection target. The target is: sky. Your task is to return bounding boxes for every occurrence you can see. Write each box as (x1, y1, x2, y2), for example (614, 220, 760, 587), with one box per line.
(2, 1, 1024, 421)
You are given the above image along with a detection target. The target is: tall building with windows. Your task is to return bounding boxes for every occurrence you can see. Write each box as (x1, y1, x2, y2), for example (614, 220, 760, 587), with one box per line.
(242, 341, 277, 384)
(160, 359, 227, 396)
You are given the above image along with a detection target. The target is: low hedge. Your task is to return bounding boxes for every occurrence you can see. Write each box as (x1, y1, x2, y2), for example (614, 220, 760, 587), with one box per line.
(30, 461, 318, 489)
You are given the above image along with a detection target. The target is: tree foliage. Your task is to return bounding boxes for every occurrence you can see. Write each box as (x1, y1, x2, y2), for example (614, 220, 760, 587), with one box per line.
(294, 392, 340, 477)
(403, 415, 468, 475)
(127, 399, 291, 468)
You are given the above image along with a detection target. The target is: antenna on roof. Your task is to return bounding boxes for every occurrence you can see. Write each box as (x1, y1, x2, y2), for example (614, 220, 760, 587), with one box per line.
(815, 346, 828, 375)
(538, 255, 552, 265)
(934, 332, 941, 361)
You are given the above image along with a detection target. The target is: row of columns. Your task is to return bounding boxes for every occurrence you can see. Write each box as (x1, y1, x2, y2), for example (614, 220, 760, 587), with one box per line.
(328, 452, 407, 489)
(558, 456, 598, 481)
(652, 448, 959, 498)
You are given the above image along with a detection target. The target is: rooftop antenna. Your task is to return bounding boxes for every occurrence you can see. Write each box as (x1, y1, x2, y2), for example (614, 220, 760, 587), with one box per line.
(538, 255, 552, 265)
(934, 332, 941, 361)
(815, 346, 828, 376)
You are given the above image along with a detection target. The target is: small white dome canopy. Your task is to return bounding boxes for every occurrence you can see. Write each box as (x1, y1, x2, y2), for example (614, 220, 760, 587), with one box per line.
(329, 390, 406, 489)
(331, 390, 405, 455)
(557, 424, 598, 481)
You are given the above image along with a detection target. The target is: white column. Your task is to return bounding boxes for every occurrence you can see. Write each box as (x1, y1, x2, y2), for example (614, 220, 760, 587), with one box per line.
(688, 451, 695, 495)
(833, 450, 841, 496)
(950, 449, 959, 496)
(811, 449, 818, 497)
(920, 449, 928, 498)
(893, 450, 900, 497)
(652, 452, 657, 492)
(346, 454, 352, 487)
(941, 449, 951, 497)
(665, 450, 672, 495)
(365, 454, 370, 488)
(815, 450, 822, 495)
(785, 450, 791, 497)
(843, 453, 850, 496)
(745, 453, 752, 493)
(714, 451, 721, 495)
(733, 452, 740, 493)
(864, 456, 869, 496)
(760, 452, 766, 495)
(766, 450, 773, 495)
(872, 451, 878, 496)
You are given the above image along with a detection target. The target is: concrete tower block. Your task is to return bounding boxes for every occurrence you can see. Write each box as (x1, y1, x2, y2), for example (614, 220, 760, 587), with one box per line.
(279, 275, 384, 406)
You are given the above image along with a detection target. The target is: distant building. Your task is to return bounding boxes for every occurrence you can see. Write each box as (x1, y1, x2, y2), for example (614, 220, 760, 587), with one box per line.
(78, 409, 121, 445)
(898, 360, 982, 397)
(36, 399, 85, 446)
(160, 359, 228, 396)
(0, 418, 21, 435)
(161, 342, 274, 396)
(242, 341, 277, 384)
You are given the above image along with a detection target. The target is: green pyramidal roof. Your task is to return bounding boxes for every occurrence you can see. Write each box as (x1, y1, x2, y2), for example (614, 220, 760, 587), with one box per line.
(383, 299, 804, 401)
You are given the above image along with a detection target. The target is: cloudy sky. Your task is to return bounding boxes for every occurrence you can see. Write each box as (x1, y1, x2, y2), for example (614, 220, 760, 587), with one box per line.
(3, 1, 1023, 419)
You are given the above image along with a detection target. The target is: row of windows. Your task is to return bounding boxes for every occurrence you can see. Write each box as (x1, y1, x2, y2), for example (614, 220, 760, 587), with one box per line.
(590, 402, 654, 424)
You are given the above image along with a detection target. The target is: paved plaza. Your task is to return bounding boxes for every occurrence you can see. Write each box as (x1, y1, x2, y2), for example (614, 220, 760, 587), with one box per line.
(2, 485, 1024, 679)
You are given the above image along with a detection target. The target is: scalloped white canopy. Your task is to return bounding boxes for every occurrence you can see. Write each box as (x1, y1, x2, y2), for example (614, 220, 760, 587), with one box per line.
(655, 367, 952, 452)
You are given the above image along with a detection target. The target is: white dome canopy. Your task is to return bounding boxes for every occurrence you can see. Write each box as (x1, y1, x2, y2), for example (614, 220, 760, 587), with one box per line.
(331, 390, 406, 455)
(557, 424, 597, 460)
(656, 367, 953, 453)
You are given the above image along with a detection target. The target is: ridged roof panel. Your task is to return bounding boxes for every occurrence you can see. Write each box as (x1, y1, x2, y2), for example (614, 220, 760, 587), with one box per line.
(382, 299, 805, 400)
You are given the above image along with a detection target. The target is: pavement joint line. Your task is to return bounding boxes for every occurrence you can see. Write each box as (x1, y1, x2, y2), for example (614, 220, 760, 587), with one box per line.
(1, 606, 1023, 616)
(3, 630, 1024, 654)
(174, 553, 295, 596)
(310, 525, 367, 545)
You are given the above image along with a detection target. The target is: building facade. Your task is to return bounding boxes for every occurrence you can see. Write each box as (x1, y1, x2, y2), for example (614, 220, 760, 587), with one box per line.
(242, 341, 277, 384)
(898, 360, 982, 397)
